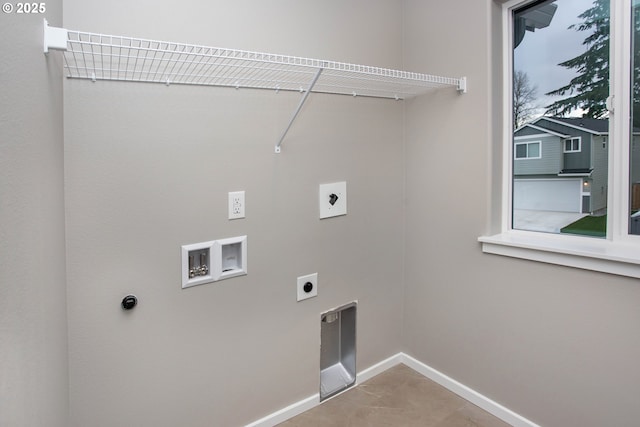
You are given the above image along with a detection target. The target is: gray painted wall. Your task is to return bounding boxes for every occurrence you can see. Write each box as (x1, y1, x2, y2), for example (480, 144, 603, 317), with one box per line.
(403, 2, 640, 427)
(5, 1, 640, 426)
(0, 3, 69, 427)
(63, 1, 404, 425)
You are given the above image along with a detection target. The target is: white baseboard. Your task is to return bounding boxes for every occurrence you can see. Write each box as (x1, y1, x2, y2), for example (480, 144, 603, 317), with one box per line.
(244, 393, 319, 427)
(245, 352, 539, 427)
(245, 354, 403, 427)
(355, 352, 404, 384)
(400, 353, 540, 427)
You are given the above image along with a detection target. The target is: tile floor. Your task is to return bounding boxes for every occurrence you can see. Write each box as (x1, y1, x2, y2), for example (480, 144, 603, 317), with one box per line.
(278, 364, 512, 427)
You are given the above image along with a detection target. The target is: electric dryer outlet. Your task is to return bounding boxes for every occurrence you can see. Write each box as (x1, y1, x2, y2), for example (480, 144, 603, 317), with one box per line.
(297, 273, 318, 301)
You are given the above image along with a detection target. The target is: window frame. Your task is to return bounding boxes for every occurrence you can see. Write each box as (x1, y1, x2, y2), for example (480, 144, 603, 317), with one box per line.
(514, 140, 542, 159)
(563, 137, 581, 153)
(479, 0, 640, 279)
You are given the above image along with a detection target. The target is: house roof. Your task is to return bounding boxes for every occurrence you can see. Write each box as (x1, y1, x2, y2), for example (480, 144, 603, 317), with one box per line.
(534, 117, 609, 135)
(558, 168, 593, 177)
(514, 123, 570, 138)
(519, 116, 640, 138)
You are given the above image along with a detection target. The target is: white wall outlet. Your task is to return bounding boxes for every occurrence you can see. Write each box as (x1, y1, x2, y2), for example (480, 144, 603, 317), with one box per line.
(319, 182, 347, 219)
(297, 273, 318, 301)
(228, 191, 245, 219)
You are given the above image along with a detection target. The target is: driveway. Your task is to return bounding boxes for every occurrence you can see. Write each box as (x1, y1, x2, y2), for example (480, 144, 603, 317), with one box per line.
(513, 209, 588, 233)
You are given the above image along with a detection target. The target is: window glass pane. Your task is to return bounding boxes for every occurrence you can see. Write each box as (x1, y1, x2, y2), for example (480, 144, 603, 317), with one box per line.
(512, 0, 609, 237)
(529, 142, 540, 158)
(515, 143, 527, 158)
(631, 0, 640, 234)
(564, 138, 580, 152)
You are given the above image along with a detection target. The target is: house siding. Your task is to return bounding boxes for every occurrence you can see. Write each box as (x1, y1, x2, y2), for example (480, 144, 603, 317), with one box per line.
(563, 132, 592, 170)
(513, 135, 562, 176)
(632, 135, 640, 185)
(582, 195, 591, 213)
(590, 135, 608, 213)
(535, 119, 593, 170)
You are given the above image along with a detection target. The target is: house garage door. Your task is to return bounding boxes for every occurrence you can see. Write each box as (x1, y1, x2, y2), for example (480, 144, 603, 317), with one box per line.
(514, 179, 582, 212)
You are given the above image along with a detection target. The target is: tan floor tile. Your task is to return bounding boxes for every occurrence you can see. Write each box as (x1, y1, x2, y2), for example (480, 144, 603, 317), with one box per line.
(433, 403, 513, 427)
(346, 406, 439, 427)
(277, 364, 513, 427)
(360, 364, 420, 389)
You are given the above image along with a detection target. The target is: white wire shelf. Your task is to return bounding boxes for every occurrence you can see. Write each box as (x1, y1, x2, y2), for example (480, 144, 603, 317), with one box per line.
(60, 30, 466, 98)
(44, 20, 466, 152)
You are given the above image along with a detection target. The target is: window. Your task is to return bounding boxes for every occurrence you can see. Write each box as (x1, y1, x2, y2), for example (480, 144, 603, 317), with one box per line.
(564, 137, 581, 153)
(512, 0, 608, 234)
(515, 141, 541, 159)
(630, 0, 640, 234)
(479, 0, 640, 279)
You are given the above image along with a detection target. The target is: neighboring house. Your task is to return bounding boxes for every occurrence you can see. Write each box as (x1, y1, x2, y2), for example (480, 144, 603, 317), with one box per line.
(514, 116, 640, 214)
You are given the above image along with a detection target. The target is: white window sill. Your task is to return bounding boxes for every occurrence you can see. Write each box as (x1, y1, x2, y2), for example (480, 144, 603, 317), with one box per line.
(478, 231, 640, 278)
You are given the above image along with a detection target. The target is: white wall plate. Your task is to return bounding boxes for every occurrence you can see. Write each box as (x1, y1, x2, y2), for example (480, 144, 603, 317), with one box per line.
(228, 191, 245, 220)
(181, 236, 247, 288)
(181, 241, 215, 289)
(319, 182, 347, 219)
(297, 273, 318, 301)
(213, 235, 247, 281)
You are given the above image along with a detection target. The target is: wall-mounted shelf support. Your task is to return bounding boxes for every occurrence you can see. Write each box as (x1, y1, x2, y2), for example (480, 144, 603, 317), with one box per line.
(44, 21, 467, 152)
(457, 76, 467, 94)
(43, 19, 68, 53)
(275, 66, 324, 154)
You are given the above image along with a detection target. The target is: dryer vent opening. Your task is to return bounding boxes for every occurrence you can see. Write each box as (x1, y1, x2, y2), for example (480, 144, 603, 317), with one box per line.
(320, 302, 356, 401)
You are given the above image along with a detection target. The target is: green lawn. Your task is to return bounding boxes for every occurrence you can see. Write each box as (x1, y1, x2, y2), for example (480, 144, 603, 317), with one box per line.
(560, 215, 606, 237)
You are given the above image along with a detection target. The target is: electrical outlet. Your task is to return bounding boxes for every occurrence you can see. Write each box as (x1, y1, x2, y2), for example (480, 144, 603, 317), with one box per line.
(228, 191, 245, 219)
(297, 273, 318, 301)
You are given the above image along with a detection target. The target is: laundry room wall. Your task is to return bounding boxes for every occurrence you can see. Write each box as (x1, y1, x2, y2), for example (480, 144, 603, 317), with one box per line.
(0, 1, 69, 426)
(63, 1, 406, 425)
(402, 1, 640, 426)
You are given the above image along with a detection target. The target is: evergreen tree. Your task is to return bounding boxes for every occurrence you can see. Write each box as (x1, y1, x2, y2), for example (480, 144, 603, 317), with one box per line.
(545, 0, 610, 119)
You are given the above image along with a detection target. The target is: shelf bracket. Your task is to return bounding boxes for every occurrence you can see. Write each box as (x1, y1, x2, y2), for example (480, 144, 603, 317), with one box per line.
(457, 76, 467, 94)
(43, 19, 68, 53)
(275, 67, 324, 153)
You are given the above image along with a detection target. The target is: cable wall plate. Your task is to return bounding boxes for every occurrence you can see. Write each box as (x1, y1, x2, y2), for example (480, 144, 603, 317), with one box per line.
(320, 182, 347, 219)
